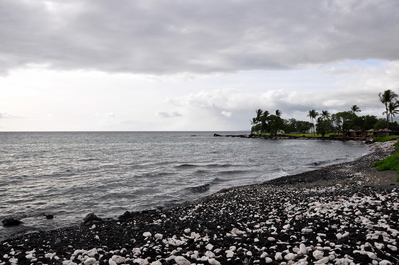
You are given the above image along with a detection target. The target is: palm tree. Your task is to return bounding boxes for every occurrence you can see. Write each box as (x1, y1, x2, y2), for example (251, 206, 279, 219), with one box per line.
(255, 109, 263, 123)
(321, 110, 330, 120)
(379, 89, 398, 129)
(307, 109, 319, 134)
(260, 110, 270, 133)
(275, 109, 282, 117)
(388, 101, 399, 123)
(350, 105, 361, 114)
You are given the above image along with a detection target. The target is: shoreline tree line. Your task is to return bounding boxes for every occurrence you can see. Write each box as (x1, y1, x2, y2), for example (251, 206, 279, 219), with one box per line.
(250, 89, 399, 137)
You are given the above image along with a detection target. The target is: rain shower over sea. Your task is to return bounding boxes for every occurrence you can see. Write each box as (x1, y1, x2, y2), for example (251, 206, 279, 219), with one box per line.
(0, 131, 370, 240)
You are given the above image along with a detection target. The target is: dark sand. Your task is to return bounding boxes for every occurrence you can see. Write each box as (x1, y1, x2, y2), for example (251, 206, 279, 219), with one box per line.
(1, 141, 398, 265)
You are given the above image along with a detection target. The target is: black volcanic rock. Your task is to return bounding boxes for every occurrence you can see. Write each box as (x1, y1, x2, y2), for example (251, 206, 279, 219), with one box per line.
(82, 213, 102, 225)
(2, 218, 22, 227)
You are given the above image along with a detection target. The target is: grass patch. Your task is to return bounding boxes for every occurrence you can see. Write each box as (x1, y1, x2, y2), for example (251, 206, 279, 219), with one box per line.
(282, 133, 337, 138)
(373, 135, 399, 142)
(370, 141, 399, 174)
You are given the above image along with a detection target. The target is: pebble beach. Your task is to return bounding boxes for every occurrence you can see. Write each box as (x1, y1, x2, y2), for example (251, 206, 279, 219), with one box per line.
(1, 141, 399, 265)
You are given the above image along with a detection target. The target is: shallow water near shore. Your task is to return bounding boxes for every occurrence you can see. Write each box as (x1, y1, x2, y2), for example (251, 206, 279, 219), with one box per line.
(0, 131, 370, 240)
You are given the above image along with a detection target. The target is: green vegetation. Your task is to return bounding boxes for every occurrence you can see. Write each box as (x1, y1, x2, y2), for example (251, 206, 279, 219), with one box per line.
(250, 90, 399, 137)
(373, 135, 399, 142)
(370, 141, 399, 174)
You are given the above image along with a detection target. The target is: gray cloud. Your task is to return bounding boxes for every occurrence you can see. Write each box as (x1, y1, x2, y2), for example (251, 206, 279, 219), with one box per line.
(1, 0, 398, 75)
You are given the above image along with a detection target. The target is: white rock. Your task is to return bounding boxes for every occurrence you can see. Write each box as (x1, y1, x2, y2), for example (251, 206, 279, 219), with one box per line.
(379, 261, 392, 265)
(140, 259, 149, 265)
(366, 252, 378, 260)
(315, 257, 330, 264)
(275, 252, 283, 260)
(246, 251, 253, 256)
(143, 232, 152, 237)
(267, 237, 276, 241)
(206, 243, 214, 250)
(174, 256, 191, 265)
(84, 258, 97, 265)
(154, 233, 163, 240)
(45, 252, 56, 259)
(205, 251, 215, 258)
(190, 232, 200, 239)
(8, 257, 17, 265)
(284, 253, 295, 260)
(184, 228, 191, 234)
(132, 248, 141, 255)
(208, 258, 221, 265)
(150, 261, 163, 265)
(72, 249, 85, 256)
(265, 257, 273, 263)
(295, 257, 309, 265)
(87, 248, 98, 257)
(299, 244, 307, 255)
(292, 246, 300, 253)
(312, 250, 324, 260)
(225, 250, 234, 258)
(109, 259, 117, 265)
(301, 228, 313, 233)
(111, 255, 126, 264)
(387, 245, 397, 251)
(133, 258, 144, 264)
(374, 242, 384, 250)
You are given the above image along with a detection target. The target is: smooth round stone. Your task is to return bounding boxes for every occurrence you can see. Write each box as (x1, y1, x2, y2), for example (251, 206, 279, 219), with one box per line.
(225, 250, 234, 258)
(143, 232, 152, 237)
(84, 258, 97, 265)
(313, 250, 324, 260)
(175, 256, 191, 265)
(154, 233, 163, 240)
(284, 253, 295, 261)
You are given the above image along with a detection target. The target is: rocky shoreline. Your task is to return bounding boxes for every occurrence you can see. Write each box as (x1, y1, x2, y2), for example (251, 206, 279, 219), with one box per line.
(1, 141, 398, 265)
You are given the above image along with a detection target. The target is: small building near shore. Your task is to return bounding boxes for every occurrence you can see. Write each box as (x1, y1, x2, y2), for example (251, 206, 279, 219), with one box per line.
(375, 128, 391, 137)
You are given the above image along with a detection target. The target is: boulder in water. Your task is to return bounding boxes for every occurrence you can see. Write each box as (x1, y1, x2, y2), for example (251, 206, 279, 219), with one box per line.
(45, 214, 54, 219)
(2, 218, 22, 227)
(83, 213, 102, 225)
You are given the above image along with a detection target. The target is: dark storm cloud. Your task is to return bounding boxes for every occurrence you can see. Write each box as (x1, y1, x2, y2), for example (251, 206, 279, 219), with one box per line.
(1, 0, 398, 74)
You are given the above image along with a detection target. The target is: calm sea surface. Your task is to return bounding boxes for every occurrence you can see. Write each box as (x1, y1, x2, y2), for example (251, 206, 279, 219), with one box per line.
(0, 131, 370, 240)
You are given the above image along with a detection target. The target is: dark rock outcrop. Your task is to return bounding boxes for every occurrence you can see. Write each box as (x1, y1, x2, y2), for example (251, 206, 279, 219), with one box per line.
(82, 213, 102, 225)
(2, 218, 22, 227)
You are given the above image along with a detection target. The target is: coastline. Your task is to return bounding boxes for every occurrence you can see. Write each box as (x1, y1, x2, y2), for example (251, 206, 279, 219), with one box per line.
(1, 141, 398, 265)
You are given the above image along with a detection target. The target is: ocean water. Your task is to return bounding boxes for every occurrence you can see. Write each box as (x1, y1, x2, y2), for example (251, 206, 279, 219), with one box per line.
(0, 131, 370, 240)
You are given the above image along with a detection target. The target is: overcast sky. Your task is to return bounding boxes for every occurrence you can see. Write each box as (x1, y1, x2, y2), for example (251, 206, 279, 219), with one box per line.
(1, 0, 399, 131)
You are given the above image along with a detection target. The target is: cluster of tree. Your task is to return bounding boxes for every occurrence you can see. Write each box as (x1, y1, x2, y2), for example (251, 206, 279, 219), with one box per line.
(251, 109, 317, 135)
(250, 89, 399, 137)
